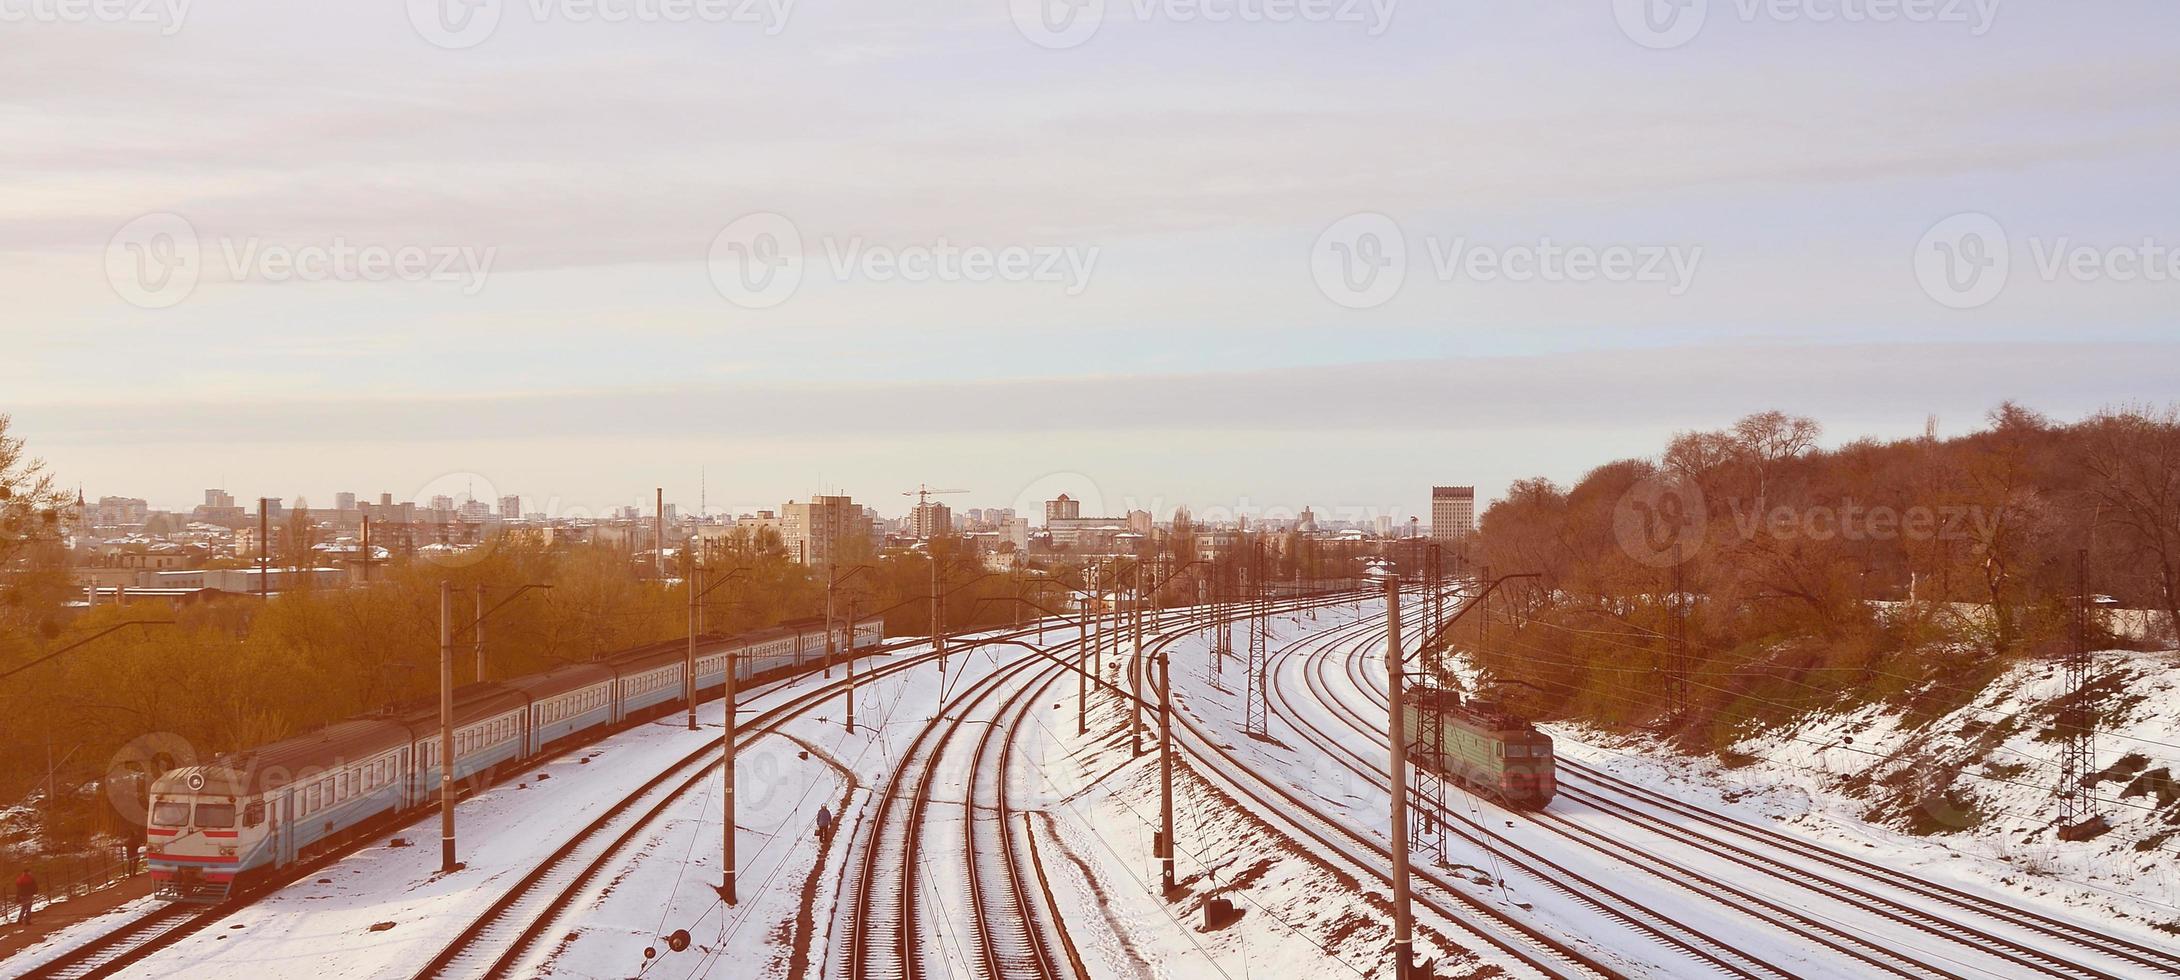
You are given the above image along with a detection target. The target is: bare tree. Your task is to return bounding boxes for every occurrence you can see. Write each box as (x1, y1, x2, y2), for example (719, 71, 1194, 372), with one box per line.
(2078, 404, 2180, 642)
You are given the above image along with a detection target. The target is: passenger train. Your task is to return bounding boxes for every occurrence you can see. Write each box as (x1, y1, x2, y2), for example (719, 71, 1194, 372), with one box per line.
(145, 615, 885, 902)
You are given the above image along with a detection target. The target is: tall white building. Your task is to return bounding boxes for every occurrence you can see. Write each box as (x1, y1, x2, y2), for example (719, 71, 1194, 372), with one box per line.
(1431, 486, 1475, 542)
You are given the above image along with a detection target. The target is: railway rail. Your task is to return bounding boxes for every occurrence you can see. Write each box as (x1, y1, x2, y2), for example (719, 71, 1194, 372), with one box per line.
(1125, 591, 1626, 980)
(1312, 591, 2180, 980)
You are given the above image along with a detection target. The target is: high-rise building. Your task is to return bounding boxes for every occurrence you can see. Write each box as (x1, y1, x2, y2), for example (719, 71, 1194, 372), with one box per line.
(1431, 486, 1475, 541)
(910, 501, 953, 540)
(205, 489, 235, 510)
(1045, 494, 1081, 524)
(334, 492, 358, 513)
(781, 495, 858, 565)
(499, 495, 521, 519)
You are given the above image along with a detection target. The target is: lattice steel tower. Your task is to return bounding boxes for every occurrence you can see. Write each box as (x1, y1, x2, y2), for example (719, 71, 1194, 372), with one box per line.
(1244, 537, 1272, 738)
(2057, 550, 2101, 838)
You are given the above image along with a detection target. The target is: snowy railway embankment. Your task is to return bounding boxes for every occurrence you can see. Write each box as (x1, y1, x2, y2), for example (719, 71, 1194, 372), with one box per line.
(1552, 646, 2180, 936)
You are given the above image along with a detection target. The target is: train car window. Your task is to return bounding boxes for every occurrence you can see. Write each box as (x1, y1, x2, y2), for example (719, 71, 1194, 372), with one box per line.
(245, 801, 266, 826)
(196, 803, 236, 828)
(152, 800, 191, 826)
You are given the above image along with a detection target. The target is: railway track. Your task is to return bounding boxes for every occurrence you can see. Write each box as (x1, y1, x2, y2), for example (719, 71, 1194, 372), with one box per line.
(1318, 592, 2180, 980)
(841, 594, 1353, 980)
(1553, 760, 2180, 978)
(418, 627, 1083, 980)
(1263, 605, 1789, 979)
(1124, 592, 1626, 980)
(1301, 614, 1937, 979)
(12, 904, 206, 980)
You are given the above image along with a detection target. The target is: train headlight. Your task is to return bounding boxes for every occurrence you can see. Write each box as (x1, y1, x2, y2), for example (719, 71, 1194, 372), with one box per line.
(219, 846, 237, 857)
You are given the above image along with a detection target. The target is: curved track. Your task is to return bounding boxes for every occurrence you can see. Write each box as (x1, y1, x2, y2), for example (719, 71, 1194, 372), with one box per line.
(1308, 590, 2180, 980)
(1128, 593, 1625, 980)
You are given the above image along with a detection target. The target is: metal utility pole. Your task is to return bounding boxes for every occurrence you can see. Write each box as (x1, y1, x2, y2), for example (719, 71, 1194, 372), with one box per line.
(439, 581, 458, 874)
(1077, 596, 1090, 736)
(360, 518, 372, 585)
(932, 551, 945, 671)
(1668, 561, 1689, 720)
(844, 596, 861, 733)
(1132, 563, 1145, 756)
(655, 487, 666, 579)
(722, 604, 740, 904)
(2058, 548, 2103, 839)
(474, 586, 487, 681)
(687, 565, 702, 731)
(825, 559, 838, 679)
(1244, 539, 1271, 738)
(1382, 575, 1417, 980)
(1157, 568, 1178, 895)
(259, 498, 271, 600)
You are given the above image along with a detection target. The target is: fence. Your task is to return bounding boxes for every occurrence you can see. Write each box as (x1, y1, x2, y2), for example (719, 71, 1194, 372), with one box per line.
(16, 847, 139, 917)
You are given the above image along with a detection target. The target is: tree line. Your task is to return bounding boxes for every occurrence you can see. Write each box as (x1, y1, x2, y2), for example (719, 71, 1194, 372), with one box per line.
(1456, 404, 2180, 749)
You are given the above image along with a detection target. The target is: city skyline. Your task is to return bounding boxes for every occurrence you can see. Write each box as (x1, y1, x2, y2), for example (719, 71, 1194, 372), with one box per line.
(8, 3, 2177, 521)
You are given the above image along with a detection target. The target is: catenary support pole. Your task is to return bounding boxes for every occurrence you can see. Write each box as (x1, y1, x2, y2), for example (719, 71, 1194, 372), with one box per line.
(439, 580, 458, 874)
(1384, 575, 1414, 979)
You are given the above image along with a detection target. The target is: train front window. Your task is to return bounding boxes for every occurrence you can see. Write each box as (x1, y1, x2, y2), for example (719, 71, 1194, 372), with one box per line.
(152, 801, 190, 827)
(1506, 745, 1528, 758)
(194, 803, 236, 828)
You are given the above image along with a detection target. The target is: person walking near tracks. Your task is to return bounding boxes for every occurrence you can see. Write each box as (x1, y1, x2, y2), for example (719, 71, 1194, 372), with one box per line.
(815, 806, 834, 844)
(13, 869, 34, 924)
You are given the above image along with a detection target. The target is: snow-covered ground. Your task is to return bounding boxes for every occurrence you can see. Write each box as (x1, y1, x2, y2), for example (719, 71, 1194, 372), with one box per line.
(22, 598, 2170, 980)
(1159, 592, 2180, 978)
(1553, 646, 2180, 937)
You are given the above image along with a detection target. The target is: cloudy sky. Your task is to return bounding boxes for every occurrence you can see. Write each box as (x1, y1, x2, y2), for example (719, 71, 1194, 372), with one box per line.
(4, 0, 2176, 520)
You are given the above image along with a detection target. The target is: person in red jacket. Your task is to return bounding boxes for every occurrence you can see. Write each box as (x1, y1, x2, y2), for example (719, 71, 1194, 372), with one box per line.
(13, 869, 33, 924)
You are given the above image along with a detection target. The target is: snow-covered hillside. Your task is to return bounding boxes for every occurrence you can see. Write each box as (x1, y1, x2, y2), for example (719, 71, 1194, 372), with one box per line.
(1554, 647, 2180, 937)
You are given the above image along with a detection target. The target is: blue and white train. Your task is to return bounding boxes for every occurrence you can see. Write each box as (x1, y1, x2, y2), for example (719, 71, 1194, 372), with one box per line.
(145, 615, 885, 902)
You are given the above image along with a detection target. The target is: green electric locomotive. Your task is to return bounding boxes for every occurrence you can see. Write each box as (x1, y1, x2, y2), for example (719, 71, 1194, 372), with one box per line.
(1403, 688, 1556, 809)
